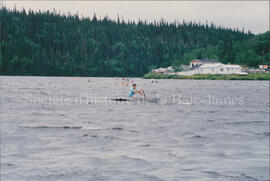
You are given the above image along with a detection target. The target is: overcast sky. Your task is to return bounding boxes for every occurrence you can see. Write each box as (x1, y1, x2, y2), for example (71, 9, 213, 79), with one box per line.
(2, 1, 269, 34)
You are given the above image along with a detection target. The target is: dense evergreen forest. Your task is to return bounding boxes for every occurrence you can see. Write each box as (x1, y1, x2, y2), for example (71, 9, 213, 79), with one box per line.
(1, 7, 269, 76)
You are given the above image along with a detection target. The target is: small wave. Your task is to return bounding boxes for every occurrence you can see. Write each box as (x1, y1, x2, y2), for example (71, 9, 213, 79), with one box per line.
(202, 171, 259, 181)
(255, 132, 270, 136)
(22, 126, 82, 129)
(41, 106, 56, 111)
(190, 135, 203, 138)
(18, 87, 34, 90)
(224, 120, 266, 125)
(82, 134, 97, 138)
(2, 163, 16, 167)
(40, 91, 48, 95)
(140, 144, 151, 147)
(82, 126, 127, 132)
(239, 110, 254, 113)
(181, 168, 193, 171)
(112, 127, 123, 130)
(103, 135, 121, 140)
(216, 153, 227, 157)
(202, 170, 221, 176)
(240, 173, 259, 181)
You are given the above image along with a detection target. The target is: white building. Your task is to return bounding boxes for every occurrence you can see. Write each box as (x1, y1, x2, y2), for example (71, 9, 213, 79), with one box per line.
(198, 63, 247, 75)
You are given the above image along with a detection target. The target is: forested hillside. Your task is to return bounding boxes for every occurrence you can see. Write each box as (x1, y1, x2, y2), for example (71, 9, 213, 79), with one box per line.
(1, 7, 269, 76)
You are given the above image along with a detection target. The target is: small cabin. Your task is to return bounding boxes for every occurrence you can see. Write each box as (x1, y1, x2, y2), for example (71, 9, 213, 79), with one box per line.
(259, 65, 270, 72)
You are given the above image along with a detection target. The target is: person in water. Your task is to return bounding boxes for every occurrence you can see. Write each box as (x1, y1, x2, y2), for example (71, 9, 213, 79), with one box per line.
(128, 84, 146, 98)
(121, 78, 128, 86)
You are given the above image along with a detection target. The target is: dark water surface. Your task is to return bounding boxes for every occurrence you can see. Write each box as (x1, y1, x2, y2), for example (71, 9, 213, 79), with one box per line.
(1, 76, 269, 181)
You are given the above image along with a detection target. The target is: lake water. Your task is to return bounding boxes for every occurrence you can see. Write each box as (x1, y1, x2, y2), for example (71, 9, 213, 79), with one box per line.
(1, 76, 269, 181)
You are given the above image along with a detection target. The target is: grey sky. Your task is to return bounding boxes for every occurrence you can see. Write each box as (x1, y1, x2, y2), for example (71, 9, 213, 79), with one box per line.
(2, 1, 269, 34)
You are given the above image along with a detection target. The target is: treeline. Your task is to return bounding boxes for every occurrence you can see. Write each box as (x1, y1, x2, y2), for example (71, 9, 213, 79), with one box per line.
(0, 7, 268, 76)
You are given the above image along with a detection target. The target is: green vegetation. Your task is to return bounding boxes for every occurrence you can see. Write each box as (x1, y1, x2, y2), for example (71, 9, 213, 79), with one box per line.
(143, 72, 270, 80)
(1, 7, 269, 77)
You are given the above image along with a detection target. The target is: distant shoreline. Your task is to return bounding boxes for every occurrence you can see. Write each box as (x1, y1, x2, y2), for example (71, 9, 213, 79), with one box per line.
(1, 73, 270, 80)
(143, 72, 270, 80)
